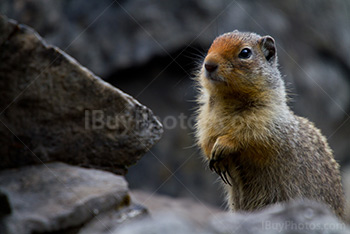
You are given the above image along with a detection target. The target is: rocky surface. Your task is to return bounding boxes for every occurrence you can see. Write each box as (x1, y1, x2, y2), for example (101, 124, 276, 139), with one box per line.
(116, 199, 350, 234)
(2, 173, 348, 234)
(78, 204, 147, 234)
(0, 15, 163, 174)
(130, 190, 225, 225)
(0, 162, 146, 234)
(209, 200, 349, 234)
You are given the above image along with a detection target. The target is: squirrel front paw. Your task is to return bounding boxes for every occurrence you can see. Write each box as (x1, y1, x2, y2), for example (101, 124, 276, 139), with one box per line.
(209, 145, 232, 185)
(209, 136, 239, 186)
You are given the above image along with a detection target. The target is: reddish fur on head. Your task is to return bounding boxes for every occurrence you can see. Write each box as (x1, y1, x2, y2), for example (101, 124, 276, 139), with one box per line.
(200, 31, 281, 104)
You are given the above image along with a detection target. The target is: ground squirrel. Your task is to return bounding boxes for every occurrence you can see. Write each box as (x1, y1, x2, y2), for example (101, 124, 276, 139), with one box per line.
(195, 30, 345, 218)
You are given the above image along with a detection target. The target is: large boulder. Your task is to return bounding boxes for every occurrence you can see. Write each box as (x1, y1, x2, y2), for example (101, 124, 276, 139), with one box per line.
(0, 163, 146, 234)
(0, 15, 163, 174)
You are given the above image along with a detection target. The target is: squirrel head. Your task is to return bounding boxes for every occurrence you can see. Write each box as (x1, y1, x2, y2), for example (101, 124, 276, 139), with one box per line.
(200, 31, 284, 103)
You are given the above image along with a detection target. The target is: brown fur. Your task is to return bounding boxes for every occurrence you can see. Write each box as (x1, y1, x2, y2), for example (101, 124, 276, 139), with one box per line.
(195, 30, 345, 219)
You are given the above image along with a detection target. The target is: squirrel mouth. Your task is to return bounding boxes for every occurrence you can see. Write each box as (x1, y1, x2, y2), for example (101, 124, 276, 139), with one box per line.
(206, 73, 224, 83)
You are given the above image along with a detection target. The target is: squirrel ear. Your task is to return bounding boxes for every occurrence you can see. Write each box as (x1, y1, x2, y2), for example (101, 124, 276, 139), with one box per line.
(260, 36, 276, 62)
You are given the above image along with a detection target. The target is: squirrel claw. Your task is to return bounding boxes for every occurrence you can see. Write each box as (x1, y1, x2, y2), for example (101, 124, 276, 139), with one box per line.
(225, 165, 233, 179)
(209, 158, 232, 186)
(222, 171, 232, 186)
(219, 172, 227, 184)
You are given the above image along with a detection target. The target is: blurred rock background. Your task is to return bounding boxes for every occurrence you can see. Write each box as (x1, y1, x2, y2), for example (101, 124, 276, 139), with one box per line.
(1, 0, 349, 208)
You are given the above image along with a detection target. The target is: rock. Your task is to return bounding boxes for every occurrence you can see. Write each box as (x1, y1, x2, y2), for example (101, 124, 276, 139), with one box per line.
(115, 213, 213, 234)
(0, 163, 347, 234)
(0, 15, 163, 174)
(115, 199, 350, 234)
(0, 162, 135, 234)
(130, 190, 225, 226)
(78, 204, 148, 234)
(210, 199, 349, 234)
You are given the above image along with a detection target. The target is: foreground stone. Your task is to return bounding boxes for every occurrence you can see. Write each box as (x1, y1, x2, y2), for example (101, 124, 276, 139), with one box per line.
(0, 15, 163, 174)
(116, 199, 349, 234)
(210, 200, 349, 234)
(130, 190, 224, 225)
(78, 204, 147, 234)
(0, 165, 347, 234)
(0, 163, 145, 234)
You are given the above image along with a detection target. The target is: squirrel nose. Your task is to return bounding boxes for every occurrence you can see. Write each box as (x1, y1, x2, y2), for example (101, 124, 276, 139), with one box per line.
(204, 62, 218, 73)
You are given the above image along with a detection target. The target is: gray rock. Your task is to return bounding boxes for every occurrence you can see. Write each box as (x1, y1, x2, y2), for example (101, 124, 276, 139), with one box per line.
(0, 162, 131, 234)
(115, 213, 213, 234)
(130, 190, 225, 226)
(0, 15, 163, 174)
(210, 200, 349, 234)
(78, 204, 148, 234)
(115, 199, 350, 234)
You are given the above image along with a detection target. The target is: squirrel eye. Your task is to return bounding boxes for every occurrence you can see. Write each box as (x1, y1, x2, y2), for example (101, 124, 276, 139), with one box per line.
(238, 48, 252, 59)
